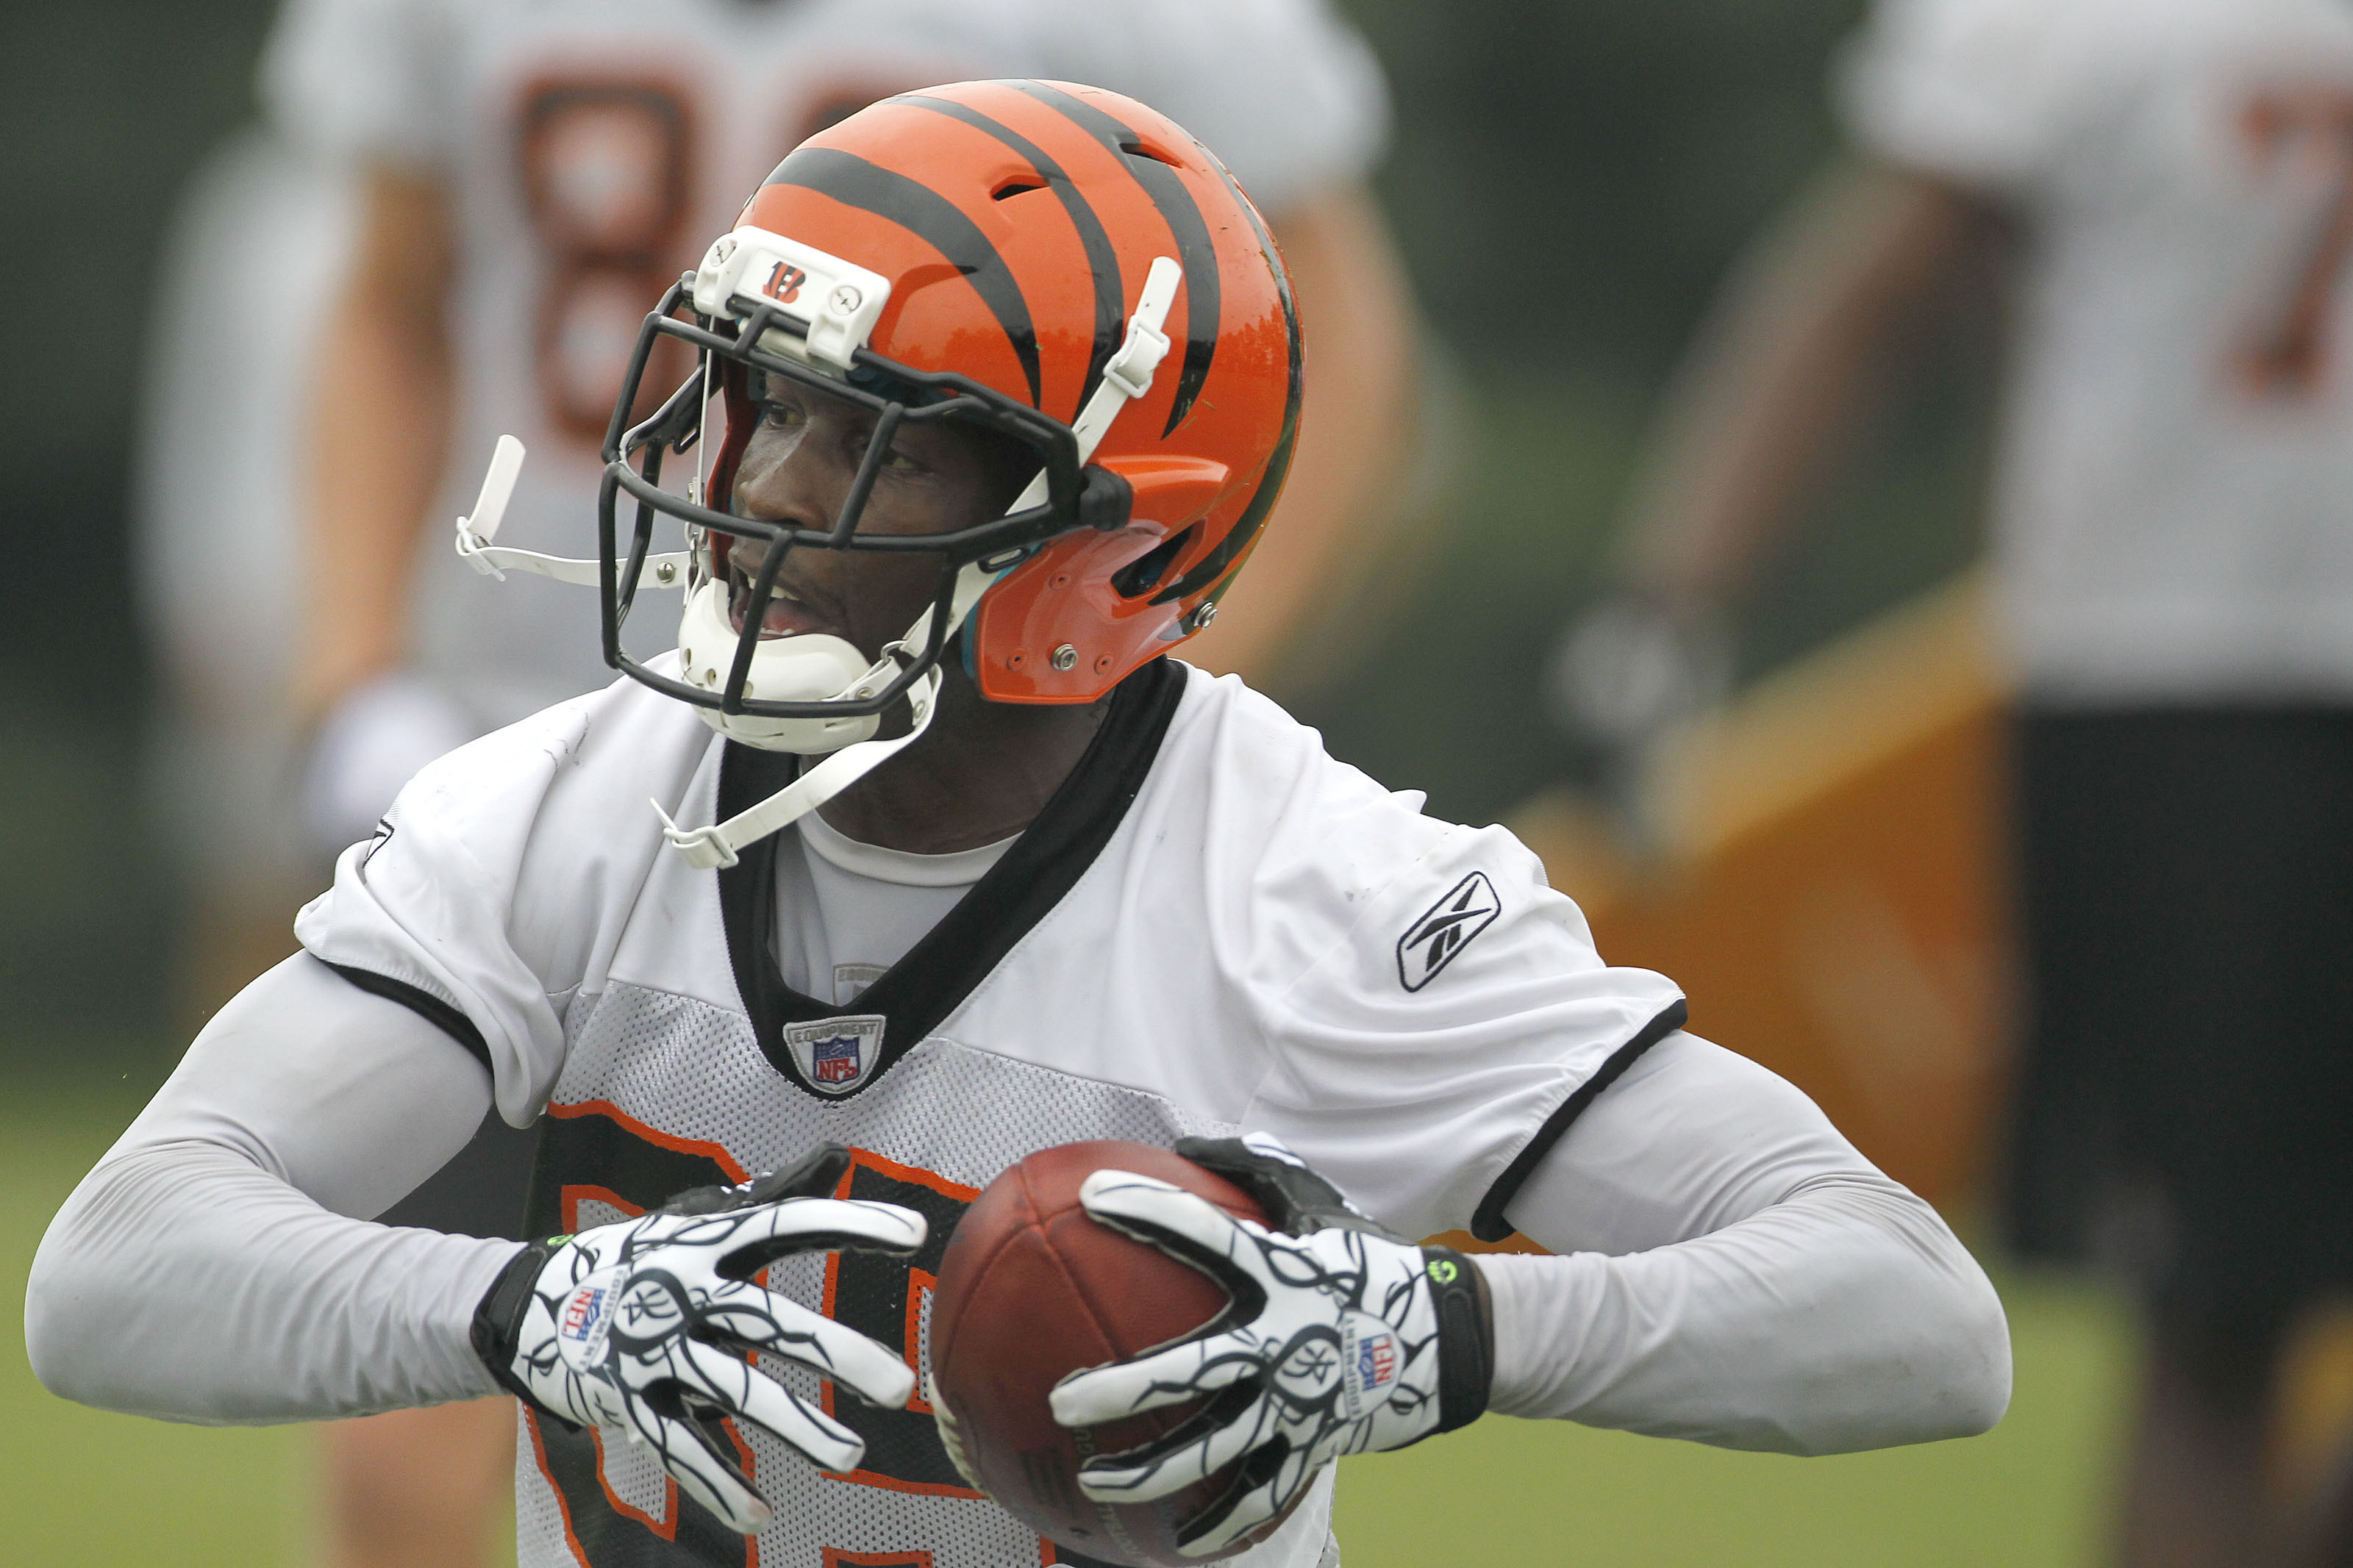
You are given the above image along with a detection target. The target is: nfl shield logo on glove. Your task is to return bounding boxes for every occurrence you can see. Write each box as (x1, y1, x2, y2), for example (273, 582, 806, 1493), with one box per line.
(1338, 1314, 1402, 1420)
(553, 1278, 616, 1371)
(785, 1016, 887, 1096)
(560, 1285, 607, 1345)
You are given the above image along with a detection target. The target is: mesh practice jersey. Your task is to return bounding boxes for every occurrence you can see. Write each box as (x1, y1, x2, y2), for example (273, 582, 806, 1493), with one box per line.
(295, 658, 1687, 1568)
(260, 0, 1390, 727)
(1841, 0, 2353, 704)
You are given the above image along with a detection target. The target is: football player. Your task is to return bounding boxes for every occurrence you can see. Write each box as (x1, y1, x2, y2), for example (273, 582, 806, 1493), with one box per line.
(146, 4, 1420, 1558)
(35, 85, 2008, 1568)
(135, 125, 357, 1019)
(1550, 0, 2353, 1562)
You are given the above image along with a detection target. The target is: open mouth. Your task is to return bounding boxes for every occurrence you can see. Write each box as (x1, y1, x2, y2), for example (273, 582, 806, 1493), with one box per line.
(724, 550, 835, 639)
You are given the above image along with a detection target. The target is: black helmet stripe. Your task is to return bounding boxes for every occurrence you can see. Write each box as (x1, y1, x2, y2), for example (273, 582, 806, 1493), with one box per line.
(1151, 157, 1302, 607)
(763, 147, 1043, 407)
(1003, 80, 1218, 437)
(888, 93, 1124, 423)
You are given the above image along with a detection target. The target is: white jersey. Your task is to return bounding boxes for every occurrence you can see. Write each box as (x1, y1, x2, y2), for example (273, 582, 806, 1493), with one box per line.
(293, 659, 1685, 1568)
(1841, 0, 2353, 704)
(260, 0, 1390, 727)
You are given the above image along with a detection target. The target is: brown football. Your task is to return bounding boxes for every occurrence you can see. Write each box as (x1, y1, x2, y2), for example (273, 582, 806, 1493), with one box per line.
(929, 1139, 1301, 1567)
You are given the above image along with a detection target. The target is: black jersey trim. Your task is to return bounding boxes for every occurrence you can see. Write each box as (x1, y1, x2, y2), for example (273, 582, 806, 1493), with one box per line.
(319, 959, 496, 1078)
(718, 657, 1188, 1098)
(1467, 997, 1689, 1243)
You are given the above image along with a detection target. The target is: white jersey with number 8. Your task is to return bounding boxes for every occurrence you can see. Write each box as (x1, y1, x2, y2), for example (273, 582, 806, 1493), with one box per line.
(261, 0, 1389, 726)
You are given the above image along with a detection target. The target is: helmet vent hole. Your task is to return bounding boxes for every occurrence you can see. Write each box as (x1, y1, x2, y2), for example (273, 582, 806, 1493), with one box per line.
(1121, 137, 1186, 170)
(991, 176, 1048, 201)
(1110, 525, 1198, 600)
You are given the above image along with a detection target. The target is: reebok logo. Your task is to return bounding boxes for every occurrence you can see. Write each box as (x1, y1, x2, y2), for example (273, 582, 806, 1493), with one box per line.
(1396, 871, 1502, 991)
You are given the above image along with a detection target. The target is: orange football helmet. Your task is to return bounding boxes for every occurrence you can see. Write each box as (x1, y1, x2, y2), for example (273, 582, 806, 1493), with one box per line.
(596, 78, 1301, 753)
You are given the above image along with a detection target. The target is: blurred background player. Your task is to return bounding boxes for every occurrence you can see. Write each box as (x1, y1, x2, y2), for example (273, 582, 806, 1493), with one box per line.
(1552, 0, 2353, 1563)
(131, 1, 1425, 1563)
(268, 0, 1421, 859)
(135, 126, 356, 1023)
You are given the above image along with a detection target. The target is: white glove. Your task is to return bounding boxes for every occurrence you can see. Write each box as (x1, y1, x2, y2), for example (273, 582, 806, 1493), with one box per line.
(1047, 1136, 1493, 1558)
(471, 1147, 925, 1535)
(1542, 593, 1731, 846)
(1544, 593, 1729, 750)
(300, 670, 476, 856)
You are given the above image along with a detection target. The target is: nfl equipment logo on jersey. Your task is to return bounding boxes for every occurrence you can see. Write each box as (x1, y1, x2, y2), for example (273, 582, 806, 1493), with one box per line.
(784, 1016, 887, 1096)
(813, 1037, 859, 1084)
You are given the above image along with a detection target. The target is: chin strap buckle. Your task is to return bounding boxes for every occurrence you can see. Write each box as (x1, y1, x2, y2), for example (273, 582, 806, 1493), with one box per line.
(651, 801, 741, 871)
(1070, 257, 1182, 459)
(1100, 296, 1171, 401)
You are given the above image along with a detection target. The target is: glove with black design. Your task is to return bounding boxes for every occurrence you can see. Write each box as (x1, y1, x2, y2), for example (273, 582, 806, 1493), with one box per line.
(1047, 1134, 1494, 1557)
(471, 1144, 924, 1535)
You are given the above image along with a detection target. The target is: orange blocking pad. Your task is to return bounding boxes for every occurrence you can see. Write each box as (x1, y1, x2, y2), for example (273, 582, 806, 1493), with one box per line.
(1501, 576, 2010, 1222)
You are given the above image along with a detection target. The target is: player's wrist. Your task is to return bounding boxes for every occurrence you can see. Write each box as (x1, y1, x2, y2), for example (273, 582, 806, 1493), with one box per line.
(1423, 1245, 1495, 1433)
(468, 1237, 564, 1416)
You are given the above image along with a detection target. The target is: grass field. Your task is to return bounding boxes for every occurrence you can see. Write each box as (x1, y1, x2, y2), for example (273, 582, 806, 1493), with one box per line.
(3, 1083, 2136, 1567)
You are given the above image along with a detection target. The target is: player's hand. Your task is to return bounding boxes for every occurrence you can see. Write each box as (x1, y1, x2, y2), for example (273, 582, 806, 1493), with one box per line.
(1047, 1134, 1493, 1557)
(469, 1143, 924, 1535)
(300, 670, 476, 856)
(1542, 592, 1729, 842)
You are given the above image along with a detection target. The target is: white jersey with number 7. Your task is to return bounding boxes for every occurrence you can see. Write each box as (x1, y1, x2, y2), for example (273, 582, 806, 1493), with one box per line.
(1843, 0, 2353, 704)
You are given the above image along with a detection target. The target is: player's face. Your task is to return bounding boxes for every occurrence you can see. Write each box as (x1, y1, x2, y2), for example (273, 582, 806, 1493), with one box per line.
(724, 374, 1029, 662)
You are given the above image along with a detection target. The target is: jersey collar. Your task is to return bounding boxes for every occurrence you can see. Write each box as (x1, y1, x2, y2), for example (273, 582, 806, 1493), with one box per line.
(717, 657, 1187, 1098)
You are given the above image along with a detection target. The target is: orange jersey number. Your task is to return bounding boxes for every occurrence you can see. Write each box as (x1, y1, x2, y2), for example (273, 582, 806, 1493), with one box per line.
(2235, 87, 2353, 400)
(518, 76, 700, 447)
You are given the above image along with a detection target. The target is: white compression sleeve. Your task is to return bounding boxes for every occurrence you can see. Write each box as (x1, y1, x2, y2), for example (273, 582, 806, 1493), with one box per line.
(25, 954, 521, 1424)
(1475, 1031, 2010, 1454)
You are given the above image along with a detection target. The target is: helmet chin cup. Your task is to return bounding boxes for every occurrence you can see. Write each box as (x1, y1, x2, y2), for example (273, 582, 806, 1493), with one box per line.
(674, 579, 879, 754)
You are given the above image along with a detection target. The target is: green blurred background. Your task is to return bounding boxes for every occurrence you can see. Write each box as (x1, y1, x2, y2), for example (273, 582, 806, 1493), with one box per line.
(0, 1, 2107, 1562)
